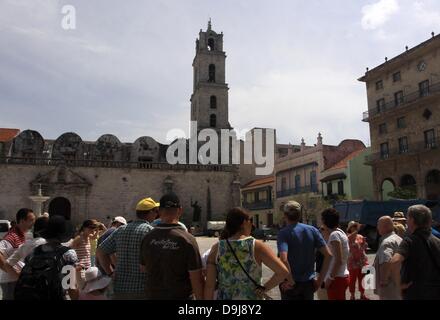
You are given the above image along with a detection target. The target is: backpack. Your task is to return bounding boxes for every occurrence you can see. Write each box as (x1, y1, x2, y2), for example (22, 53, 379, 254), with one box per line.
(14, 244, 70, 300)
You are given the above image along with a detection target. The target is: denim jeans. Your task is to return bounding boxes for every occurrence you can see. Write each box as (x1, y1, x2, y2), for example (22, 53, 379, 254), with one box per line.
(280, 280, 315, 301)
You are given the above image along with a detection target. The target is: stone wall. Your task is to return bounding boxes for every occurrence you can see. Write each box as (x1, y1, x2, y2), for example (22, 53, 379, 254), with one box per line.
(0, 163, 239, 229)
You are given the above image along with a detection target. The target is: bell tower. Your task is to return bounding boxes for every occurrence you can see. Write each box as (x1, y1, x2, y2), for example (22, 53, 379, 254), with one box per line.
(191, 20, 231, 132)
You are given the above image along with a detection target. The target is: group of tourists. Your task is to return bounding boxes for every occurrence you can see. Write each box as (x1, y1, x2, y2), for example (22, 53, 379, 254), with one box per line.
(0, 194, 439, 300)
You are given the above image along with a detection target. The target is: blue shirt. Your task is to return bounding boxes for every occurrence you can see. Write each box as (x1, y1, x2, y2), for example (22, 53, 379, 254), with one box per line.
(277, 223, 326, 282)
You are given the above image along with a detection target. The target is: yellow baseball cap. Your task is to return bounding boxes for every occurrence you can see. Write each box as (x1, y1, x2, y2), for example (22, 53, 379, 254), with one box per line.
(136, 197, 160, 211)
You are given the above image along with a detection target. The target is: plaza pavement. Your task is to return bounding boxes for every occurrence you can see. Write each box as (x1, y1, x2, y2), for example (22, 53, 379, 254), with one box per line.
(0, 236, 378, 300)
(196, 236, 379, 300)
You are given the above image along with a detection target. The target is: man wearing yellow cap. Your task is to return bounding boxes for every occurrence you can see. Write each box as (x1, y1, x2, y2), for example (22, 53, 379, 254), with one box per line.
(97, 197, 159, 300)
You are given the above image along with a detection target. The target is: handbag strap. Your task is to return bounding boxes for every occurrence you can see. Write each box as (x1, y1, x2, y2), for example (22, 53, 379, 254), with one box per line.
(225, 239, 263, 289)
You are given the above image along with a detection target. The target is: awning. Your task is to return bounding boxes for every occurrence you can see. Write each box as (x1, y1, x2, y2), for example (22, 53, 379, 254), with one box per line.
(320, 173, 347, 183)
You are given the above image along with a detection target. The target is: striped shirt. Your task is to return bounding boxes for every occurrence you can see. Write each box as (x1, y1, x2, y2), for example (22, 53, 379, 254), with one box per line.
(75, 237, 91, 270)
(2, 227, 26, 248)
(0, 227, 26, 283)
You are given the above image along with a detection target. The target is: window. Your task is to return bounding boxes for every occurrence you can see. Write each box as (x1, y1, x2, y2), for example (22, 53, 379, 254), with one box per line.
(209, 114, 216, 127)
(310, 171, 317, 192)
(398, 137, 408, 154)
(377, 98, 385, 113)
(394, 91, 404, 106)
(337, 181, 344, 196)
(245, 192, 255, 204)
(258, 190, 268, 202)
(393, 71, 401, 82)
(207, 38, 215, 51)
(425, 129, 436, 149)
(380, 143, 389, 159)
(295, 175, 301, 193)
(208, 64, 216, 82)
(379, 123, 387, 135)
(397, 117, 406, 129)
(419, 80, 429, 97)
(281, 177, 287, 191)
(327, 183, 333, 196)
(210, 96, 217, 109)
(267, 213, 274, 226)
(376, 80, 383, 90)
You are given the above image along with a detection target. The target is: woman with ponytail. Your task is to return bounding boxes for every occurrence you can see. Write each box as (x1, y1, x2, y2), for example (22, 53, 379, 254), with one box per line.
(204, 207, 288, 300)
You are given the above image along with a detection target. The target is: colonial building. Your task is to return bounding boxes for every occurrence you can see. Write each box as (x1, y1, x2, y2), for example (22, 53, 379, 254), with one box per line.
(0, 22, 241, 228)
(359, 33, 440, 201)
(274, 134, 366, 224)
(241, 176, 275, 229)
(320, 148, 374, 201)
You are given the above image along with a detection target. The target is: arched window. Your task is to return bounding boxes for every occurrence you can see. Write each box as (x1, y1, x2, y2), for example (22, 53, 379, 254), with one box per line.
(208, 38, 215, 51)
(210, 96, 217, 109)
(210, 114, 216, 127)
(209, 64, 215, 82)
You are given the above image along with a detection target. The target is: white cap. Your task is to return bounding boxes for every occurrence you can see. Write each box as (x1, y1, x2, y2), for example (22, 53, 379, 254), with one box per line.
(113, 216, 127, 225)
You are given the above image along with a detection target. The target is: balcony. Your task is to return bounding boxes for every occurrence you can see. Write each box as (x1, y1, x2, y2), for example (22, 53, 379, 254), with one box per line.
(243, 201, 273, 211)
(365, 139, 438, 163)
(362, 81, 440, 122)
(276, 184, 319, 198)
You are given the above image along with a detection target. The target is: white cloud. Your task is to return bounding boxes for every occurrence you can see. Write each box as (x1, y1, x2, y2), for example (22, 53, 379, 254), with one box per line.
(230, 66, 369, 146)
(414, 1, 440, 27)
(361, 0, 400, 30)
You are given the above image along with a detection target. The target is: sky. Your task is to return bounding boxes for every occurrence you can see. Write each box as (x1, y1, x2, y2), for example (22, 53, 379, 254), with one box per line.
(1, 0, 440, 146)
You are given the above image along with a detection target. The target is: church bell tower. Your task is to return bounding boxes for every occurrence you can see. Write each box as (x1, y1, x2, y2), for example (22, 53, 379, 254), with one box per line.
(191, 20, 231, 132)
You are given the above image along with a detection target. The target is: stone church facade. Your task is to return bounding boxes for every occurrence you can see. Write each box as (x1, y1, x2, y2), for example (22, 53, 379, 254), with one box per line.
(0, 23, 242, 229)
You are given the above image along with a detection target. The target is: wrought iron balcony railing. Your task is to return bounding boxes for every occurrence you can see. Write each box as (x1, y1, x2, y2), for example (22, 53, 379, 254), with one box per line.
(276, 184, 319, 198)
(243, 201, 274, 210)
(362, 81, 440, 122)
(365, 139, 438, 163)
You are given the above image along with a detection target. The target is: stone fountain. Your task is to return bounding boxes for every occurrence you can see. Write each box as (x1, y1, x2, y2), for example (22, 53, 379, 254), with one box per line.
(29, 184, 50, 216)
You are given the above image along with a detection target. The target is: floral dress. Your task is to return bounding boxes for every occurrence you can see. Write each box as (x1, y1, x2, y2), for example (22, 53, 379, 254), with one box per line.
(347, 234, 368, 270)
(216, 237, 262, 300)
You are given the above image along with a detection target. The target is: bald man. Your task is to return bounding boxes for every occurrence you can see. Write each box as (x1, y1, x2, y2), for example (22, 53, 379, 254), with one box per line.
(373, 216, 403, 300)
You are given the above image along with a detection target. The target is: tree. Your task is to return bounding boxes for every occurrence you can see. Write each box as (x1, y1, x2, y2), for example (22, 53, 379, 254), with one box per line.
(388, 186, 417, 200)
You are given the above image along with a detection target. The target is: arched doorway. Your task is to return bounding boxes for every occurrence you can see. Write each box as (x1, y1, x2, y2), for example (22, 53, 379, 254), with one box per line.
(399, 174, 417, 199)
(426, 170, 440, 200)
(381, 178, 395, 201)
(48, 197, 71, 220)
(401, 174, 416, 188)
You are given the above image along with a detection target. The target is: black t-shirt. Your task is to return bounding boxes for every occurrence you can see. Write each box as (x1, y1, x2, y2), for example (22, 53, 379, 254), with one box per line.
(140, 224, 202, 299)
(396, 228, 440, 298)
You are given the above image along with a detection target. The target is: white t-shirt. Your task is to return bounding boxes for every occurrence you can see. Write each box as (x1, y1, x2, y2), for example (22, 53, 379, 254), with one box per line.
(0, 240, 17, 283)
(7, 237, 48, 271)
(326, 229, 350, 280)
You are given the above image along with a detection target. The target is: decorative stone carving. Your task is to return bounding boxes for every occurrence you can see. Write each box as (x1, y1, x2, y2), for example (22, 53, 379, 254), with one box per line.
(95, 134, 122, 161)
(11, 130, 44, 158)
(131, 136, 160, 162)
(52, 132, 83, 160)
